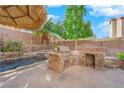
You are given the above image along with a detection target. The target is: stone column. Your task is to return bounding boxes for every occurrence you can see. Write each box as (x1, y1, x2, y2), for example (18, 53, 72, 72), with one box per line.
(79, 53, 86, 66)
(95, 53, 105, 70)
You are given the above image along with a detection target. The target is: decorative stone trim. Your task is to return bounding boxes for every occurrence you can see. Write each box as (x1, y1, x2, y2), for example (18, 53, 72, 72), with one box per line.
(79, 47, 106, 70)
(80, 53, 105, 69)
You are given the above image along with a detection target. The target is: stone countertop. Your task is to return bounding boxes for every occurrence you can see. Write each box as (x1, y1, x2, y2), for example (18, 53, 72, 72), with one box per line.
(78, 47, 107, 55)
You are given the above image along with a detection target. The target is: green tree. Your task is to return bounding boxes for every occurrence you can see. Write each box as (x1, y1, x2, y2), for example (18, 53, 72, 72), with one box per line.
(32, 19, 63, 41)
(41, 19, 64, 39)
(83, 21, 94, 38)
(64, 5, 94, 39)
(64, 5, 94, 50)
(64, 5, 87, 39)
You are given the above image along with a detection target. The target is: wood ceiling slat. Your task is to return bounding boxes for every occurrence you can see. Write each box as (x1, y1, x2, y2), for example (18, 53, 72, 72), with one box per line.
(16, 6, 37, 22)
(18, 6, 28, 14)
(0, 5, 47, 30)
(28, 5, 40, 22)
(0, 15, 10, 18)
(1, 5, 15, 8)
(0, 16, 16, 26)
(0, 7, 10, 17)
(2, 7, 17, 25)
(6, 6, 25, 18)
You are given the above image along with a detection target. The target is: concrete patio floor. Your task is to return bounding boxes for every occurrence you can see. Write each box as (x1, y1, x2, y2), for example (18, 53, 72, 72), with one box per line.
(0, 61, 124, 88)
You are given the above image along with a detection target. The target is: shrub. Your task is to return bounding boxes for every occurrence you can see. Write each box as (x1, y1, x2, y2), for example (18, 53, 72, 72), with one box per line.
(0, 40, 23, 52)
(117, 52, 124, 61)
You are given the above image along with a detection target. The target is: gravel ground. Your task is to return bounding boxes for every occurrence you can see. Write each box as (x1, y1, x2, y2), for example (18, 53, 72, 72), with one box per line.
(0, 62, 124, 88)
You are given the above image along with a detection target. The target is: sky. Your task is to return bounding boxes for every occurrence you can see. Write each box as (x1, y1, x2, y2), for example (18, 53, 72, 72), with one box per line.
(47, 5, 124, 39)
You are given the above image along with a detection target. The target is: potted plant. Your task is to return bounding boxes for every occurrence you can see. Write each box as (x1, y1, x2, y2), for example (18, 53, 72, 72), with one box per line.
(0, 39, 4, 52)
(117, 52, 124, 70)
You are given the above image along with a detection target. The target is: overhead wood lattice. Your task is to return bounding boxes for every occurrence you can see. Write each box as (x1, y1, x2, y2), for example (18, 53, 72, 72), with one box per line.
(0, 5, 47, 30)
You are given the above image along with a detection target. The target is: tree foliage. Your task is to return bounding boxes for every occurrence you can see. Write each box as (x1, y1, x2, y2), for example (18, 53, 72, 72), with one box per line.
(83, 21, 94, 38)
(33, 5, 94, 40)
(32, 19, 64, 39)
(64, 5, 94, 39)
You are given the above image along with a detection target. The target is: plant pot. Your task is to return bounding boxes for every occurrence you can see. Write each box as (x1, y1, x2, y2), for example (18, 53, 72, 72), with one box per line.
(120, 60, 124, 70)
